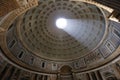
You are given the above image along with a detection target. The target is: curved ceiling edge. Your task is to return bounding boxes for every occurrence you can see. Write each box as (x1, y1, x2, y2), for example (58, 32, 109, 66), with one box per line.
(0, 0, 120, 74)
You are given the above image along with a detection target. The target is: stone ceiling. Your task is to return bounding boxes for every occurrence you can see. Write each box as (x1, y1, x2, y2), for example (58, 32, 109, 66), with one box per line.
(17, 0, 106, 61)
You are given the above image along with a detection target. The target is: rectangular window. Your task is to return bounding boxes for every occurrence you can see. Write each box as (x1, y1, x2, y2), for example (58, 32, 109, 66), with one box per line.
(18, 51, 24, 59)
(105, 41, 115, 52)
(113, 28, 120, 38)
(42, 62, 45, 68)
(8, 40, 16, 48)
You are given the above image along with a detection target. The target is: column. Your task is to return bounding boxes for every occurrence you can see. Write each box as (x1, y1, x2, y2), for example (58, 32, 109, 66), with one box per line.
(95, 71, 103, 80)
(11, 68, 21, 80)
(49, 74, 57, 80)
(31, 73, 36, 80)
(0, 64, 9, 79)
(17, 70, 23, 80)
(86, 73, 91, 80)
(111, 64, 120, 79)
(0, 62, 7, 73)
(72, 73, 77, 80)
(89, 72, 97, 80)
(57, 74, 61, 80)
(1, 64, 12, 80)
(88, 73, 93, 80)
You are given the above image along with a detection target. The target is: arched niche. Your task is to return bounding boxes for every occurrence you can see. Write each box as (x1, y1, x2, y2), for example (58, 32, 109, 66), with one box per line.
(60, 65, 72, 75)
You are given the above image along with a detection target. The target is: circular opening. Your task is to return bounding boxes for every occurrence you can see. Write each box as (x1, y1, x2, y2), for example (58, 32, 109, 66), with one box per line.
(56, 18, 67, 29)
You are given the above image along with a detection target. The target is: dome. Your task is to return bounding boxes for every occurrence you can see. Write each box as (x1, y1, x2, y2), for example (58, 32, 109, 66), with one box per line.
(17, 0, 106, 61)
(1, 0, 120, 80)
